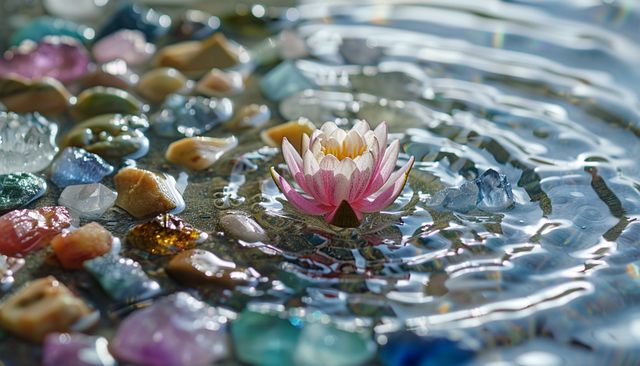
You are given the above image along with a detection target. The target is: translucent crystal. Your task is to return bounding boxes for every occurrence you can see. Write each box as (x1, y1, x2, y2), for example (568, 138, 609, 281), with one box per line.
(153, 94, 233, 137)
(43, 333, 116, 366)
(475, 168, 515, 211)
(51, 147, 114, 187)
(83, 255, 162, 302)
(0, 112, 58, 174)
(126, 214, 208, 255)
(58, 183, 117, 219)
(260, 61, 317, 101)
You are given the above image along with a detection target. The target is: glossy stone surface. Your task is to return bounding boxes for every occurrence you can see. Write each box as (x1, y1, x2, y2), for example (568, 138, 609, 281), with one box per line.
(0, 206, 76, 257)
(153, 94, 233, 137)
(137, 68, 193, 102)
(0, 255, 25, 290)
(219, 215, 268, 244)
(95, 4, 171, 43)
(62, 114, 149, 159)
(50, 222, 113, 269)
(294, 321, 377, 366)
(51, 147, 114, 187)
(0, 173, 47, 213)
(0, 75, 72, 116)
(83, 255, 161, 302)
(114, 168, 186, 218)
(167, 249, 253, 287)
(195, 68, 244, 98)
(58, 183, 117, 219)
(379, 333, 477, 366)
(260, 61, 316, 101)
(165, 136, 238, 170)
(172, 10, 220, 42)
(43, 0, 109, 21)
(84, 59, 139, 91)
(93, 29, 155, 66)
(0, 37, 90, 84)
(43, 332, 116, 366)
(111, 292, 228, 366)
(10, 17, 95, 46)
(231, 310, 301, 366)
(154, 33, 240, 75)
(127, 214, 207, 255)
(0, 112, 58, 174)
(260, 117, 317, 154)
(0, 276, 95, 343)
(70, 87, 144, 121)
(228, 104, 271, 130)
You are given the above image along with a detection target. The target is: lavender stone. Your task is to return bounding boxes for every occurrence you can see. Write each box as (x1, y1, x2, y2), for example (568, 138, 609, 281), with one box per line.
(111, 292, 228, 366)
(51, 147, 114, 187)
(43, 332, 117, 366)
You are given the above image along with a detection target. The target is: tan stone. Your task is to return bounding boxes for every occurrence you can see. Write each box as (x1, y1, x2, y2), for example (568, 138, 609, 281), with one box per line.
(260, 117, 317, 154)
(165, 136, 238, 170)
(167, 249, 250, 287)
(154, 33, 239, 74)
(195, 68, 244, 97)
(114, 167, 178, 218)
(0, 276, 94, 343)
(136, 67, 192, 102)
(50, 222, 113, 269)
(0, 76, 71, 116)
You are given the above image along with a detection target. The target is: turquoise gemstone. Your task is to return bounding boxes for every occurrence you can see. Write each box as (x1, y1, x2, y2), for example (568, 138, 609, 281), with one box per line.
(83, 255, 162, 302)
(260, 61, 316, 101)
(231, 310, 301, 366)
(10, 17, 94, 46)
(0, 172, 47, 213)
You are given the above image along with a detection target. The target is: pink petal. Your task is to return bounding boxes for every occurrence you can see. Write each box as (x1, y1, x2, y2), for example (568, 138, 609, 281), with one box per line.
(271, 167, 333, 215)
(353, 156, 414, 213)
(374, 122, 388, 160)
(319, 154, 340, 205)
(331, 158, 358, 204)
(351, 151, 375, 201)
(363, 139, 400, 197)
(282, 137, 311, 195)
(303, 150, 330, 205)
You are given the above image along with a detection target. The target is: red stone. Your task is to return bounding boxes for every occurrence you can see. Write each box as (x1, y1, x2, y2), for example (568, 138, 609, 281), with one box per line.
(0, 206, 76, 257)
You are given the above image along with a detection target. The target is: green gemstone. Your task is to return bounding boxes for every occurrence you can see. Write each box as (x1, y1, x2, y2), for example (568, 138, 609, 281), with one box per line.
(231, 310, 301, 366)
(0, 173, 47, 213)
(70, 87, 144, 121)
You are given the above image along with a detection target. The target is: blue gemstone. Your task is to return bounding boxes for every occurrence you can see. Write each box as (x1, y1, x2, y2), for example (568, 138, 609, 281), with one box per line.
(380, 333, 476, 366)
(153, 94, 234, 137)
(50, 147, 114, 187)
(10, 16, 94, 46)
(260, 61, 317, 101)
(83, 255, 162, 302)
(94, 4, 171, 43)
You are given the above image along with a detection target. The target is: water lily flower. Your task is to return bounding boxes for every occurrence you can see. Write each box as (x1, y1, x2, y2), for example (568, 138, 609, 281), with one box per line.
(271, 120, 414, 228)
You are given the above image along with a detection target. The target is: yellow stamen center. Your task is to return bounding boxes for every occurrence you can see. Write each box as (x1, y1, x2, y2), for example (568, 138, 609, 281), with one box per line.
(322, 140, 367, 161)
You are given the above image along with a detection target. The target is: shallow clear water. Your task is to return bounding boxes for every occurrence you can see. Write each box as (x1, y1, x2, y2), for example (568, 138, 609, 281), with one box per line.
(4, 0, 640, 365)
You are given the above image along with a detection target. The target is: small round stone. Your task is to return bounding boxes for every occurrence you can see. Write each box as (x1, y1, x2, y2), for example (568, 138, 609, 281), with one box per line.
(167, 249, 251, 287)
(219, 214, 267, 243)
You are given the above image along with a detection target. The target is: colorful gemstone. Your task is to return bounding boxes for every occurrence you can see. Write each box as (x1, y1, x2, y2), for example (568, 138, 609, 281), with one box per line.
(93, 29, 155, 66)
(50, 222, 113, 269)
(127, 214, 207, 255)
(167, 249, 255, 287)
(260, 61, 316, 101)
(0, 173, 47, 213)
(9, 16, 94, 46)
(153, 94, 233, 137)
(43, 333, 116, 366)
(51, 147, 114, 187)
(0, 111, 59, 174)
(136, 67, 193, 102)
(58, 183, 117, 219)
(83, 255, 162, 302)
(95, 4, 171, 43)
(195, 68, 244, 97)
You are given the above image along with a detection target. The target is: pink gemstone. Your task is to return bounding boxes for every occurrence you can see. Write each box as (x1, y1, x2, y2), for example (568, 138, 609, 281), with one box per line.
(111, 292, 229, 366)
(0, 206, 76, 257)
(0, 36, 91, 84)
(43, 332, 116, 366)
(93, 29, 156, 66)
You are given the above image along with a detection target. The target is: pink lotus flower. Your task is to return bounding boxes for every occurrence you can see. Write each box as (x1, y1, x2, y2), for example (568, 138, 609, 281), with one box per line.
(271, 120, 414, 227)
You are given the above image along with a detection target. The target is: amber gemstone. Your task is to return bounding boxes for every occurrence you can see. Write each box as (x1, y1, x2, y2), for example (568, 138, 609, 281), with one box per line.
(50, 222, 113, 269)
(126, 214, 208, 255)
(0, 276, 95, 343)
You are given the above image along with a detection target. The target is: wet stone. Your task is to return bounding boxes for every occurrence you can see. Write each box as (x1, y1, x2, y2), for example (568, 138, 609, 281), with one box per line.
(58, 183, 117, 219)
(137, 67, 193, 103)
(165, 136, 238, 171)
(0, 173, 47, 213)
(114, 168, 185, 218)
(10, 16, 95, 46)
(0, 255, 25, 290)
(0, 276, 96, 343)
(127, 214, 207, 255)
(0, 206, 76, 258)
(167, 249, 255, 287)
(228, 104, 271, 130)
(43, 332, 116, 366)
(195, 68, 244, 98)
(260, 117, 317, 154)
(0, 111, 59, 175)
(379, 332, 477, 366)
(62, 114, 149, 159)
(84, 59, 139, 91)
(51, 147, 114, 187)
(111, 292, 228, 366)
(153, 94, 233, 137)
(260, 61, 316, 101)
(93, 29, 155, 66)
(172, 9, 220, 42)
(83, 255, 162, 302)
(50, 222, 113, 269)
(0, 75, 73, 116)
(70, 86, 144, 121)
(95, 4, 171, 43)
(219, 214, 268, 244)
(0, 36, 90, 84)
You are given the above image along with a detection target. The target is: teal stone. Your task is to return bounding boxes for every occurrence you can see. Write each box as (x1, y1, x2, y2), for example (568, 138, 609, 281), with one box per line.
(231, 310, 301, 366)
(83, 255, 162, 302)
(260, 61, 316, 101)
(0, 173, 47, 213)
(10, 17, 95, 46)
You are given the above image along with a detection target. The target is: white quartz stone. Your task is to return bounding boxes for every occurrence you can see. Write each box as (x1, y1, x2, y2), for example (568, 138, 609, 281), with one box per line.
(58, 183, 117, 219)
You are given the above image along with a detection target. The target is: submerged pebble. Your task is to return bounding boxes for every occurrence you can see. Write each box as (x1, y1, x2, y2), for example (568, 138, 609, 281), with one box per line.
(167, 249, 255, 287)
(165, 136, 238, 170)
(219, 214, 268, 243)
(127, 214, 207, 255)
(114, 168, 185, 218)
(0, 173, 47, 213)
(0, 276, 96, 343)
